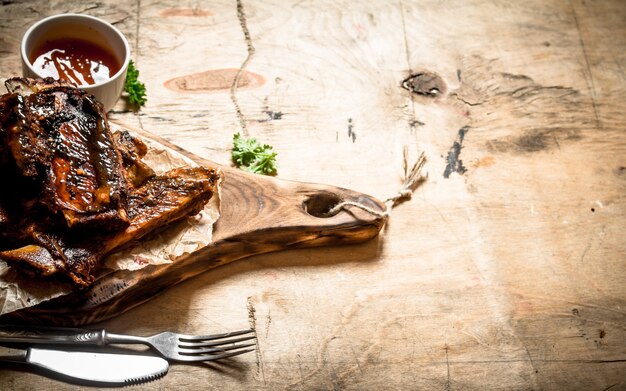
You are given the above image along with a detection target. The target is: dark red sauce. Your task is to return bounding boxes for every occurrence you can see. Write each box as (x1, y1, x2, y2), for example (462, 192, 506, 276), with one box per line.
(29, 37, 121, 86)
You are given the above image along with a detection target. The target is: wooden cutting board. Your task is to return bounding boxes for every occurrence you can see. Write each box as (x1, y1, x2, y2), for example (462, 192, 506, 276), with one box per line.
(3, 124, 386, 326)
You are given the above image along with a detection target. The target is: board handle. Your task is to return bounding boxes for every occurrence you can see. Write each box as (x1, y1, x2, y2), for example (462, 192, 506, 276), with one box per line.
(213, 165, 386, 245)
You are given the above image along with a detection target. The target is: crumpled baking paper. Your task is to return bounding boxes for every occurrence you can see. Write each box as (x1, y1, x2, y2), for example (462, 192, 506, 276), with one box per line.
(0, 128, 221, 315)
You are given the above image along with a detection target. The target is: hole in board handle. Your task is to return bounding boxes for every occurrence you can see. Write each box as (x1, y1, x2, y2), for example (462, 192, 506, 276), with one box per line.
(303, 192, 343, 217)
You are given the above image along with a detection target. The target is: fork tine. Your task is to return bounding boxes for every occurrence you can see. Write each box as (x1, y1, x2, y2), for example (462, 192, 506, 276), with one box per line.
(178, 334, 256, 348)
(179, 342, 256, 355)
(177, 329, 255, 341)
(200, 347, 256, 361)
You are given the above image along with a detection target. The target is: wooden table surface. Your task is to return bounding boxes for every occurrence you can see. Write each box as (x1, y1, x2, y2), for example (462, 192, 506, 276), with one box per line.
(1, 1, 625, 390)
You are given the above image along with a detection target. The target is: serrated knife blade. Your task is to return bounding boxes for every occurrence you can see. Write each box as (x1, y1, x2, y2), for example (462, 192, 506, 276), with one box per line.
(0, 346, 168, 385)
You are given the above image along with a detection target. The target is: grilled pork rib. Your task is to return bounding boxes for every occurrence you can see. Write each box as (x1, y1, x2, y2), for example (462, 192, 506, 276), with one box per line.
(0, 167, 219, 286)
(113, 130, 156, 188)
(1, 77, 129, 231)
(0, 78, 220, 287)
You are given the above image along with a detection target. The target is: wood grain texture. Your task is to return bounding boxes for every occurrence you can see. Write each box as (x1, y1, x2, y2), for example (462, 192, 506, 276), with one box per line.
(0, 0, 625, 390)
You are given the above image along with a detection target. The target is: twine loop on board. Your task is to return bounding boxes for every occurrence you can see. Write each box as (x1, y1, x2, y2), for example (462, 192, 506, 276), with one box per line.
(323, 147, 427, 219)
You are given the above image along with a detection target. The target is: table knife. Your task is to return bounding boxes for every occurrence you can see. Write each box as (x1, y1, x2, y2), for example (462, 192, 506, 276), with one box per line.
(0, 345, 168, 385)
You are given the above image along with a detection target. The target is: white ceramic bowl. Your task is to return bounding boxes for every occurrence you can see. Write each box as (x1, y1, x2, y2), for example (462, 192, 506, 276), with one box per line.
(21, 13, 130, 112)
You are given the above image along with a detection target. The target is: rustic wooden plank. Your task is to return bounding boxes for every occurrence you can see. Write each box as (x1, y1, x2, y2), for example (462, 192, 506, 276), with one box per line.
(0, 0, 624, 390)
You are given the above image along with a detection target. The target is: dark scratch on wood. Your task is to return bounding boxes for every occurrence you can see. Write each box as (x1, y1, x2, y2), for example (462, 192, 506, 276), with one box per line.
(399, 0, 425, 138)
(110, 16, 130, 26)
(443, 126, 469, 178)
(231, 0, 255, 137)
(522, 342, 540, 379)
(108, 109, 134, 115)
(247, 297, 266, 384)
(451, 93, 484, 107)
(265, 308, 271, 338)
(259, 110, 283, 122)
(347, 118, 356, 142)
(409, 119, 425, 130)
(570, 1, 602, 130)
(601, 383, 618, 391)
(580, 240, 592, 264)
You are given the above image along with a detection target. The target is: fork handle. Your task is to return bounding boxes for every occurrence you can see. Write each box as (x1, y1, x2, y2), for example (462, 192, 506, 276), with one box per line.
(103, 332, 146, 345)
(0, 346, 28, 362)
(0, 327, 106, 346)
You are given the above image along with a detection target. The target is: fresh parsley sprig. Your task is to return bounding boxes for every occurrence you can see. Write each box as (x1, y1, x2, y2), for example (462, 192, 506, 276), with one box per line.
(232, 133, 278, 175)
(124, 60, 147, 109)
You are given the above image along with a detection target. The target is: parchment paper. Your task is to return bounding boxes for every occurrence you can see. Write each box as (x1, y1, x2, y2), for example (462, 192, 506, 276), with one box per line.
(0, 130, 221, 315)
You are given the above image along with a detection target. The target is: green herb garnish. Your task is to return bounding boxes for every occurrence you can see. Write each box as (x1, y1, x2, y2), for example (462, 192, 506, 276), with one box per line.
(232, 133, 278, 175)
(124, 60, 147, 109)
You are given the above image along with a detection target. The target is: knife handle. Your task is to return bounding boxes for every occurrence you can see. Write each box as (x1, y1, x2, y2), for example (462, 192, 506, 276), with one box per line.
(0, 346, 28, 362)
(0, 328, 105, 346)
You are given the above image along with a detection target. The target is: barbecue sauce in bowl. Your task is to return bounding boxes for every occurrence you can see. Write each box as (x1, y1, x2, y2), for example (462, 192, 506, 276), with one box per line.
(29, 37, 121, 86)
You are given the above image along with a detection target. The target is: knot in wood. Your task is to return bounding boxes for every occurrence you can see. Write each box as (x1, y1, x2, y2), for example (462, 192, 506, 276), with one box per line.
(401, 72, 447, 98)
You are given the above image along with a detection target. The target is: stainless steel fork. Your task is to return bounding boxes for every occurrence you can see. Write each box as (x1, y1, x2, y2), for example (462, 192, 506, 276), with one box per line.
(0, 326, 256, 362)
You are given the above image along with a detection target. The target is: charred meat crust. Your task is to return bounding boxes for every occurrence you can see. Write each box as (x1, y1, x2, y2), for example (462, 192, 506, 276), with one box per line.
(4, 77, 73, 96)
(1, 78, 130, 231)
(0, 78, 221, 288)
(113, 130, 156, 188)
(0, 167, 219, 286)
